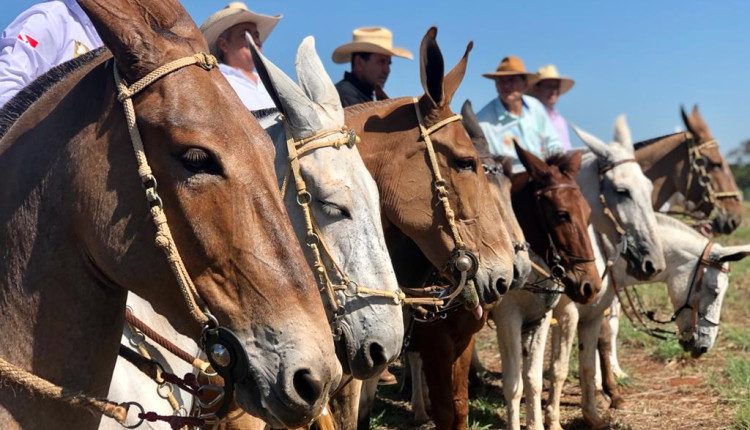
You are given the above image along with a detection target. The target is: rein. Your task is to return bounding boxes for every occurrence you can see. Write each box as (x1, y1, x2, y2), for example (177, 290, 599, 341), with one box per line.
(610, 240, 726, 341)
(278, 118, 443, 337)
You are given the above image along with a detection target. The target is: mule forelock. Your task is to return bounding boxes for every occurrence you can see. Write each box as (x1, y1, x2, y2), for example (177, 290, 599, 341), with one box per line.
(0, 48, 107, 140)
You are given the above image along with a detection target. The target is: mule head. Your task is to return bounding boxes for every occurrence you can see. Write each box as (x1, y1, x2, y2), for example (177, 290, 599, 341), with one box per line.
(512, 144, 600, 304)
(250, 36, 403, 379)
(78, 0, 340, 425)
(574, 116, 665, 281)
(462, 100, 530, 289)
(681, 105, 743, 234)
(411, 27, 515, 305)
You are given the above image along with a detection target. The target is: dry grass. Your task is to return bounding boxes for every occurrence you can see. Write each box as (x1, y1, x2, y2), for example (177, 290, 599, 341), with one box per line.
(370, 203, 750, 430)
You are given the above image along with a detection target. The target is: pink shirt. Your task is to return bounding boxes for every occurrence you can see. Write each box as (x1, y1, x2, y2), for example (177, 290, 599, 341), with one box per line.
(546, 107, 571, 151)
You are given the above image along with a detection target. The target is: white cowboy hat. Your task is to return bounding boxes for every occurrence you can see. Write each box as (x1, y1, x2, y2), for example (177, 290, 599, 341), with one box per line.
(530, 64, 575, 95)
(331, 27, 413, 64)
(200, 2, 281, 57)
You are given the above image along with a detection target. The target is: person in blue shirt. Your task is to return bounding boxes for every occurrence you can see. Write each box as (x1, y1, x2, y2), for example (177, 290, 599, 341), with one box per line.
(475, 56, 562, 163)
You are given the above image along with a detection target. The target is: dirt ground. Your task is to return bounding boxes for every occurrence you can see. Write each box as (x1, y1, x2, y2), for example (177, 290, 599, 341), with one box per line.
(369, 206, 750, 430)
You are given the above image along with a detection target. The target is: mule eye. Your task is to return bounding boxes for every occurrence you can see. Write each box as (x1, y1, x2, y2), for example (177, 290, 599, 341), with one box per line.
(616, 188, 630, 197)
(320, 201, 351, 219)
(454, 158, 476, 171)
(556, 211, 571, 222)
(181, 148, 216, 174)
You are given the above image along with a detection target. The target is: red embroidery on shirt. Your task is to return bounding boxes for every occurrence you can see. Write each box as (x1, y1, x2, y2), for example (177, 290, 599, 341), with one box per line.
(17, 34, 39, 48)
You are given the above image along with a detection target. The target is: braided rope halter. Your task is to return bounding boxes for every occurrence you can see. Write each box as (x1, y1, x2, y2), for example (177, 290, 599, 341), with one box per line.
(410, 98, 481, 309)
(0, 52, 251, 429)
(278, 119, 445, 339)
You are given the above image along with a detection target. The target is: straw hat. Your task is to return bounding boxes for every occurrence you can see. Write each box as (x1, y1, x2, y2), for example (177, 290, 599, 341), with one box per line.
(482, 56, 535, 80)
(331, 27, 413, 64)
(200, 2, 281, 57)
(530, 64, 575, 95)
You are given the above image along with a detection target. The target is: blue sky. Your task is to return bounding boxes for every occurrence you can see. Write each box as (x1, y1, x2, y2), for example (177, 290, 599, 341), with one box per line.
(3, 1, 749, 155)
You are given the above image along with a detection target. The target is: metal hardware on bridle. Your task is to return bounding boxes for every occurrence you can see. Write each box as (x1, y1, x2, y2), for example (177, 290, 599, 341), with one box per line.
(669, 241, 727, 334)
(525, 259, 565, 296)
(113, 52, 251, 421)
(412, 98, 481, 306)
(686, 136, 742, 205)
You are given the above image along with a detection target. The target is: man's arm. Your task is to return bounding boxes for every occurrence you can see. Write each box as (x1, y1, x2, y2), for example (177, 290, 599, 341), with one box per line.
(539, 105, 562, 155)
(0, 8, 60, 107)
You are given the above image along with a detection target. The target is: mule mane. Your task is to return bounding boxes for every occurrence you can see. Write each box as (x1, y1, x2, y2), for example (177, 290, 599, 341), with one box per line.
(545, 152, 574, 171)
(345, 97, 410, 115)
(252, 107, 279, 120)
(0, 48, 107, 140)
(633, 131, 684, 151)
(654, 212, 707, 241)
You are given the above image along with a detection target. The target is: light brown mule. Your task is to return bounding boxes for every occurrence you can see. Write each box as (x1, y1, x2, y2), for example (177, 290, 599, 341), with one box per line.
(634, 106, 742, 234)
(0, 1, 340, 429)
(348, 29, 518, 430)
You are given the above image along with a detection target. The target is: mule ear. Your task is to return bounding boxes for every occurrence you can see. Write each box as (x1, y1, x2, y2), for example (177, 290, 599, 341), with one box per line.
(419, 27, 444, 108)
(442, 41, 473, 106)
(681, 105, 693, 132)
(295, 36, 344, 124)
(514, 139, 550, 182)
(558, 150, 583, 177)
(78, 0, 204, 81)
(710, 244, 750, 263)
(612, 115, 633, 154)
(571, 122, 611, 161)
(461, 100, 488, 149)
(248, 33, 321, 138)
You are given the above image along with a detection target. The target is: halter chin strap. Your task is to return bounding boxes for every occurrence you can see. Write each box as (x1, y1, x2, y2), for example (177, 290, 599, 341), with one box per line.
(412, 98, 480, 308)
(279, 119, 442, 333)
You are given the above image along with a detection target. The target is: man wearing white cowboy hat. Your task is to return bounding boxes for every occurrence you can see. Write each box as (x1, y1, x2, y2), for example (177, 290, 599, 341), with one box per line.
(332, 26, 413, 107)
(200, 2, 281, 111)
(476, 56, 561, 163)
(527, 64, 575, 150)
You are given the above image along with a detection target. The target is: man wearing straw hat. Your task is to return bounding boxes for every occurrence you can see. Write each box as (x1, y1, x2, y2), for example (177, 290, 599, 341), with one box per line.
(527, 64, 575, 150)
(476, 56, 561, 162)
(200, 2, 281, 111)
(331, 27, 413, 107)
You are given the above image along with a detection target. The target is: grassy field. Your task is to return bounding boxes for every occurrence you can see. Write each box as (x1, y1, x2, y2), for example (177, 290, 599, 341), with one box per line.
(370, 203, 750, 430)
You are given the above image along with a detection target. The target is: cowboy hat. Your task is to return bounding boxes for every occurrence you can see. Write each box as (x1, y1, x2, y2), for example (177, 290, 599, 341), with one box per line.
(331, 27, 413, 64)
(200, 2, 281, 57)
(530, 64, 575, 95)
(482, 56, 535, 80)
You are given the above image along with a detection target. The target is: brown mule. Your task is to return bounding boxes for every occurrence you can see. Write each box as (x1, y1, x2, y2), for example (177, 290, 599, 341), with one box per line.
(347, 29, 519, 430)
(634, 105, 742, 234)
(0, 1, 340, 429)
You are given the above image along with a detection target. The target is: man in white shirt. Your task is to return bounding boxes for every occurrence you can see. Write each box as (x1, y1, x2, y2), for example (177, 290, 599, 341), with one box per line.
(200, 2, 281, 111)
(0, 0, 103, 108)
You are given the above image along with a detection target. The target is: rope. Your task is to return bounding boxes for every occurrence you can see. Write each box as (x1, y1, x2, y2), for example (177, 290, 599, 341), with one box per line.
(113, 53, 219, 327)
(0, 357, 128, 424)
(412, 98, 465, 250)
(125, 309, 211, 373)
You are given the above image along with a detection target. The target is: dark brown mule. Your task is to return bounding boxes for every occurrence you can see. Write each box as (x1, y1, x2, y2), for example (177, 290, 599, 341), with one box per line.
(0, 1, 340, 429)
(634, 106, 742, 234)
(346, 29, 518, 430)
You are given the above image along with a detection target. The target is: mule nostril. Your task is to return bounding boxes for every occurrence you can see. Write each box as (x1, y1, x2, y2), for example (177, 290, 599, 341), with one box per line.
(580, 282, 593, 299)
(368, 342, 387, 368)
(643, 259, 656, 276)
(495, 277, 509, 296)
(700, 346, 708, 354)
(292, 369, 324, 406)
